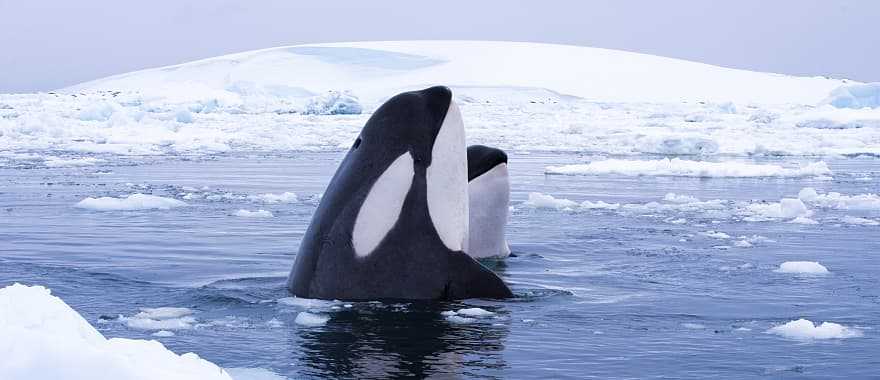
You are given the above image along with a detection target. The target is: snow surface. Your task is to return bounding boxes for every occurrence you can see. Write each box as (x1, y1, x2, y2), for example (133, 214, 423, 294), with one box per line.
(2, 42, 877, 158)
(0, 283, 233, 380)
(545, 159, 831, 178)
(774, 261, 829, 274)
(767, 319, 862, 340)
(67, 41, 846, 105)
(74, 194, 187, 211)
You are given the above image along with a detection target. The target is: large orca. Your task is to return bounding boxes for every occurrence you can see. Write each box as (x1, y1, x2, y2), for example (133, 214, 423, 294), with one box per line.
(287, 86, 513, 300)
(466, 145, 511, 259)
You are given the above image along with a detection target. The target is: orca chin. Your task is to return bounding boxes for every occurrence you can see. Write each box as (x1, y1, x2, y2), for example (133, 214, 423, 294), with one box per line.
(287, 86, 513, 301)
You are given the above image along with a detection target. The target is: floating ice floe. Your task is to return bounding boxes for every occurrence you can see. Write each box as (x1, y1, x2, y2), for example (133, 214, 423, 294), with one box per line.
(774, 261, 829, 274)
(233, 209, 274, 218)
(442, 307, 496, 324)
(294, 312, 330, 327)
(701, 231, 731, 239)
(799, 187, 880, 211)
(0, 283, 232, 380)
(75, 194, 188, 211)
(119, 307, 197, 330)
(545, 158, 831, 178)
(743, 198, 812, 221)
(767, 319, 862, 340)
(841, 216, 880, 226)
(44, 156, 104, 168)
(248, 192, 299, 204)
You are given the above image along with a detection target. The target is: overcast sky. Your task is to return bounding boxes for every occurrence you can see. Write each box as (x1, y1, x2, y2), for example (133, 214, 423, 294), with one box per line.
(1, 0, 877, 93)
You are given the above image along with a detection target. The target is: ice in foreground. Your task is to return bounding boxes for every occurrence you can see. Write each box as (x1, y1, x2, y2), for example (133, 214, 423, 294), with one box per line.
(0, 283, 232, 380)
(767, 319, 862, 340)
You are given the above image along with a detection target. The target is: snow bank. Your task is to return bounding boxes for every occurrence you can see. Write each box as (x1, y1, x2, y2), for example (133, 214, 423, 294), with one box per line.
(774, 261, 829, 274)
(233, 209, 274, 218)
(0, 283, 232, 380)
(823, 83, 880, 109)
(545, 159, 831, 178)
(767, 319, 862, 340)
(798, 187, 880, 211)
(75, 194, 187, 211)
(303, 91, 362, 115)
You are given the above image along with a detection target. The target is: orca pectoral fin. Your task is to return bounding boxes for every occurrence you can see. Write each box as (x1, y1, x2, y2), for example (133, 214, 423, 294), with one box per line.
(445, 252, 514, 300)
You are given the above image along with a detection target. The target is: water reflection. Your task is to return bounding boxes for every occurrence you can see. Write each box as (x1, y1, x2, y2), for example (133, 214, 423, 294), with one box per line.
(294, 302, 509, 379)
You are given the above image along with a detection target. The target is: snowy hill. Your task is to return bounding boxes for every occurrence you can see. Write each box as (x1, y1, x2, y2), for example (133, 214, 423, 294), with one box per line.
(67, 41, 848, 106)
(1, 41, 878, 158)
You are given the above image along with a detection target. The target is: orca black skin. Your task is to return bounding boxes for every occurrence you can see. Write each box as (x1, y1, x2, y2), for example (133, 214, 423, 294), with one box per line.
(467, 145, 508, 181)
(287, 86, 513, 301)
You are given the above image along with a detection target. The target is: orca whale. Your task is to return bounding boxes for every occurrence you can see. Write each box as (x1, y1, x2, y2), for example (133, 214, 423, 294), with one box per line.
(466, 145, 511, 259)
(287, 86, 513, 300)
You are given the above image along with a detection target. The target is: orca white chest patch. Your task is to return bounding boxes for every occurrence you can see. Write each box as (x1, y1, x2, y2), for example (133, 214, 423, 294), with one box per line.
(352, 152, 414, 258)
(467, 163, 511, 258)
(426, 100, 469, 252)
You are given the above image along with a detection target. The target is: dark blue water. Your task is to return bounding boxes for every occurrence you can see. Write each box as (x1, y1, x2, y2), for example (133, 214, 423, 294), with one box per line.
(1, 152, 878, 379)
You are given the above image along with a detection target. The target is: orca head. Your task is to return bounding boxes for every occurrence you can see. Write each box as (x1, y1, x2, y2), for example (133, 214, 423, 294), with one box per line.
(350, 86, 469, 257)
(466, 145, 508, 181)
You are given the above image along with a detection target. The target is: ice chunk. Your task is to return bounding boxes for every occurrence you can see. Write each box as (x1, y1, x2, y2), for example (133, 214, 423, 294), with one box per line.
(663, 193, 700, 204)
(745, 198, 811, 220)
(521, 192, 578, 210)
(152, 330, 175, 337)
(248, 192, 298, 204)
(294, 312, 329, 327)
(546, 159, 831, 178)
(798, 187, 880, 211)
(0, 283, 232, 380)
(823, 82, 880, 109)
(74, 194, 187, 211)
(841, 216, 879, 226)
(121, 307, 196, 330)
(44, 156, 104, 168)
(77, 101, 120, 121)
(303, 90, 362, 115)
(233, 209, 274, 218)
(456, 308, 495, 317)
(774, 261, 828, 274)
(790, 216, 819, 225)
(701, 231, 731, 239)
(768, 319, 862, 340)
(445, 315, 477, 324)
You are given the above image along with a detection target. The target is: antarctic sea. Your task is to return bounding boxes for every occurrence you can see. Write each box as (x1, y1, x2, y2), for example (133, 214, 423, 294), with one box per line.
(1, 152, 878, 379)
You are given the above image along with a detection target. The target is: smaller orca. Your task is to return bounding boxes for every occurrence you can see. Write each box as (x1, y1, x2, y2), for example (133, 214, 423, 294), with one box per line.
(466, 145, 511, 259)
